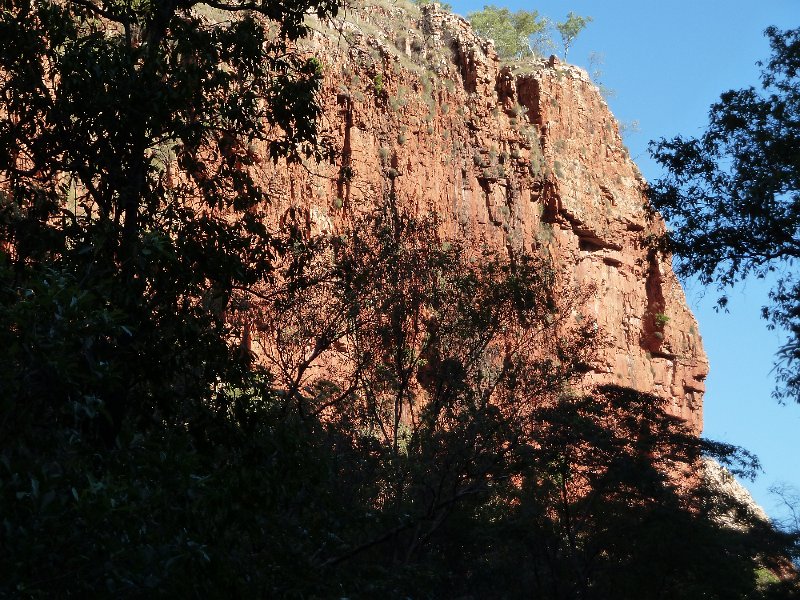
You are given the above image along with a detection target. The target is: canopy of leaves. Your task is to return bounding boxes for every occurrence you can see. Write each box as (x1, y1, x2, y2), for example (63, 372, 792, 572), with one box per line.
(4, 193, 798, 596)
(468, 4, 549, 59)
(649, 26, 800, 402)
(0, 0, 340, 434)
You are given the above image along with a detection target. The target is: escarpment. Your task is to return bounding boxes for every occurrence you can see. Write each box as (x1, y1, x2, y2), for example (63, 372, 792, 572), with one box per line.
(249, 2, 708, 433)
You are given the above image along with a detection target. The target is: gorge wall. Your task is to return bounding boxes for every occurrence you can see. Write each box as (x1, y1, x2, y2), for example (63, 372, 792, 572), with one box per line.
(250, 1, 708, 433)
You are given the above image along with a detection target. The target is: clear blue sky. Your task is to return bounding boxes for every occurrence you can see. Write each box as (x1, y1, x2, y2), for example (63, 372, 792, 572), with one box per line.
(448, 0, 800, 522)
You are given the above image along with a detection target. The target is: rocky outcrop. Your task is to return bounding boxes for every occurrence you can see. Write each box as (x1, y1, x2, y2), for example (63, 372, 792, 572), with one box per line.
(254, 1, 707, 432)
(703, 458, 770, 527)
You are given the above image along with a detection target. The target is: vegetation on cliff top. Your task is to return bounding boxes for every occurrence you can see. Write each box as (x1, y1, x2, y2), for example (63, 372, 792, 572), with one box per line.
(467, 5, 592, 61)
(0, 0, 798, 596)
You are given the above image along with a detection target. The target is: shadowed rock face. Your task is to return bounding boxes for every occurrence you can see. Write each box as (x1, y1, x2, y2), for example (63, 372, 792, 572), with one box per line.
(251, 2, 707, 433)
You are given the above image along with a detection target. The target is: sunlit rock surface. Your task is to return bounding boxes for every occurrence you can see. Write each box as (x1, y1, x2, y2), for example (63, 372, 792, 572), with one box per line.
(247, 1, 708, 433)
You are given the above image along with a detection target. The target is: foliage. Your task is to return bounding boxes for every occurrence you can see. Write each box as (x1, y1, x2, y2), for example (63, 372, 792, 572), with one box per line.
(555, 11, 593, 60)
(654, 311, 670, 327)
(0, 0, 338, 594)
(465, 385, 791, 600)
(1, 1, 799, 597)
(469, 6, 592, 62)
(0, 0, 340, 433)
(468, 4, 550, 60)
(649, 27, 800, 402)
(249, 202, 799, 598)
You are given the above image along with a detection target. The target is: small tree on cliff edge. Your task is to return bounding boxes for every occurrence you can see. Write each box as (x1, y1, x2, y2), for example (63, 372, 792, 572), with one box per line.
(649, 27, 800, 403)
(556, 11, 593, 60)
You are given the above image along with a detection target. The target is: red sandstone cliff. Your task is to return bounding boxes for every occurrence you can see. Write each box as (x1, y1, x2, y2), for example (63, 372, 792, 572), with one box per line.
(249, 1, 707, 432)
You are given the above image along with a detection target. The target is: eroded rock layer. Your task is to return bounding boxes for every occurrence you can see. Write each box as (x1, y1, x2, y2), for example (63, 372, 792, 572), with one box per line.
(253, 2, 707, 432)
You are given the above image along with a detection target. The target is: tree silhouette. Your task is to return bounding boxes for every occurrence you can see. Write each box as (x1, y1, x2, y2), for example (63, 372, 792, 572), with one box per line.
(650, 27, 800, 402)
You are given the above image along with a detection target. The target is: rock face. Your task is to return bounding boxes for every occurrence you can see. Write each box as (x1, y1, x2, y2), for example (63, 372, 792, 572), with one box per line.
(256, 2, 708, 432)
(703, 458, 770, 527)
